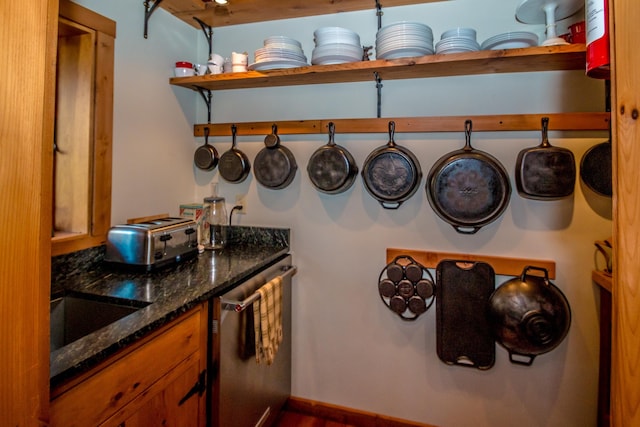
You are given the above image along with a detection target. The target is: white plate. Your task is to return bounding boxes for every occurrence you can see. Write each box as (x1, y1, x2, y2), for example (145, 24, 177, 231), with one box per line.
(378, 21, 433, 34)
(311, 54, 362, 65)
(248, 59, 308, 71)
(377, 46, 434, 59)
(314, 27, 361, 47)
(313, 43, 363, 55)
(481, 31, 539, 50)
(441, 27, 477, 40)
(435, 46, 478, 54)
(264, 35, 302, 48)
(435, 37, 480, 50)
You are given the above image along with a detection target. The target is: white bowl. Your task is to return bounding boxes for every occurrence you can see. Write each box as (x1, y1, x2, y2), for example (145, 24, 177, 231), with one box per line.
(441, 27, 477, 40)
(174, 67, 195, 77)
(208, 53, 224, 65)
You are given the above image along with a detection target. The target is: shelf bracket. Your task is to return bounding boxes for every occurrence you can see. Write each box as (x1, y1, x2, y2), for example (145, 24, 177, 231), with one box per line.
(375, 0, 384, 30)
(197, 88, 213, 123)
(194, 17, 213, 57)
(143, 0, 165, 39)
(374, 72, 383, 118)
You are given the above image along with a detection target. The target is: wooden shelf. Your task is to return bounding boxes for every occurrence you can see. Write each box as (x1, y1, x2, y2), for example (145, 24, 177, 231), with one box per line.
(170, 45, 587, 91)
(160, 0, 449, 29)
(194, 113, 609, 136)
(171, 45, 603, 136)
(593, 270, 612, 293)
(386, 248, 556, 278)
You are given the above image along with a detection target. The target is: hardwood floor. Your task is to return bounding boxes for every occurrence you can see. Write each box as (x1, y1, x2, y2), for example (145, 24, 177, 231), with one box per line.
(275, 410, 356, 427)
(276, 397, 436, 427)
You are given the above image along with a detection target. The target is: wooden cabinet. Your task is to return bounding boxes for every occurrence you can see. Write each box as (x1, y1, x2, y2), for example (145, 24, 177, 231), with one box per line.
(609, 0, 640, 426)
(52, 0, 115, 256)
(50, 305, 208, 427)
(0, 1, 57, 424)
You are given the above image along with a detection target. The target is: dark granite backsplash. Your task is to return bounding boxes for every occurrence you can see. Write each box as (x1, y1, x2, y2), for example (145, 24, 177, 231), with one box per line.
(227, 225, 289, 246)
(51, 245, 106, 285)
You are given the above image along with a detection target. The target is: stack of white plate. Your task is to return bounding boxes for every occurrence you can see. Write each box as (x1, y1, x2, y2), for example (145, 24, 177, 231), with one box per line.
(249, 36, 308, 71)
(311, 27, 362, 65)
(481, 31, 538, 50)
(435, 27, 481, 54)
(375, 21, 434, 59)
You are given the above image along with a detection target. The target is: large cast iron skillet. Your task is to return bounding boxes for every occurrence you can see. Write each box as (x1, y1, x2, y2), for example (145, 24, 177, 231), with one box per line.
(426, 120, 511, 234)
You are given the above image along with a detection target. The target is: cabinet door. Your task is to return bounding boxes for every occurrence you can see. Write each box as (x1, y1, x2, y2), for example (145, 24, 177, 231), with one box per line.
(51, 308, 204, 427)
(118, 356, 205, 427)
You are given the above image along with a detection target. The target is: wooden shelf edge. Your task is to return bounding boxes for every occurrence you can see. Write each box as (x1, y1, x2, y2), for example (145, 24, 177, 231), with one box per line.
(386, 248, 556, 279)
(161, 0, 450, 29)
(194, 113, 609, 136)
(592, 270, 612, 293)
(170, 45, 587, 91)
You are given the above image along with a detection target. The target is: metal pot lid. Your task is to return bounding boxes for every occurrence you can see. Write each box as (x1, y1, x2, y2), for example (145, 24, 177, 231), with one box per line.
(427, 120, 510, 233)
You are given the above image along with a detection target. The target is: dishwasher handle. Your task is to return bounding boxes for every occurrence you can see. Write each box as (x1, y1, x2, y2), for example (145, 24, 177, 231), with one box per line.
(221, 265, 296, 313)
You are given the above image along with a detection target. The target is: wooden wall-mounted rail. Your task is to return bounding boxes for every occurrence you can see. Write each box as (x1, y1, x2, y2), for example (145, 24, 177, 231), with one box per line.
(194, 112, 609, 136)
(386, 248, 556, 279)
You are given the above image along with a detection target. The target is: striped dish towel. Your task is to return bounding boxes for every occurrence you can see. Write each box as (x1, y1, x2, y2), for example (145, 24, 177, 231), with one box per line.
(253, 276, 283, 365)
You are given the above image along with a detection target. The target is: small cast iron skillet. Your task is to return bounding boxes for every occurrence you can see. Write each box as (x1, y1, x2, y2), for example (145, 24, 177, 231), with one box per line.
(361, 121, 422, 209)
(254, 124, 297, 189)
(219, 124, 251, 183)
(307, 122, 359, 194)
(194, 126, 219, 171)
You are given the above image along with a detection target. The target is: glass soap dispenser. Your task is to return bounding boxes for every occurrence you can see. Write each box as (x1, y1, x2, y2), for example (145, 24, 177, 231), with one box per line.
(204, 184, 227, 250)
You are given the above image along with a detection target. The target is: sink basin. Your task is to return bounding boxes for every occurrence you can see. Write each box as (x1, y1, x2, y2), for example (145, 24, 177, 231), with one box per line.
(50, 293, 150, 352)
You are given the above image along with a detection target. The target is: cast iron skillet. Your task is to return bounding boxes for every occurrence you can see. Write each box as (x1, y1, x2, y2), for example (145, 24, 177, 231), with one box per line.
(581, 80, 612, 197)
(194, 126, 219, 171)
(426, 119, 511, 234)
(361, 121, 422, 209)
(254, 124, 297, 189)
(307, 122, 359, 194)
(515, 117, 576, 200)
(219, 124, 251, 183)
(580, 125, 612, 197)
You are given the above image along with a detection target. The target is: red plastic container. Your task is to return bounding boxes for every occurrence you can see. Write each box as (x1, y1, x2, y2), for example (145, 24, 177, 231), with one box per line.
(569, 21, 586, 44)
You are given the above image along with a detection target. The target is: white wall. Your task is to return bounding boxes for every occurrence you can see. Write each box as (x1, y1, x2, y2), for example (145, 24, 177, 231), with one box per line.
(74, 1, 611, 426)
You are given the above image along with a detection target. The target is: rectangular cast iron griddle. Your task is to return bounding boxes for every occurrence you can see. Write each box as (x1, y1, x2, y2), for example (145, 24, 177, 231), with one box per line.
(436, 260, 496, 370)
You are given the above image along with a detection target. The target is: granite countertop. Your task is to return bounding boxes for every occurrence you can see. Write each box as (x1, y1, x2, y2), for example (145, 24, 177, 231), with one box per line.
(50, 226, 290, 387)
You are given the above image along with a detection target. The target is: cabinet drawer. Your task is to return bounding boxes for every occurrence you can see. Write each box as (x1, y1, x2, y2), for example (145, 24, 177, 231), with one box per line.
(50, 308, 202, 427)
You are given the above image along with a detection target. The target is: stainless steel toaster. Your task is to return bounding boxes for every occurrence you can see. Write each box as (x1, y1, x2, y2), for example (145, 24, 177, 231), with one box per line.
(105, 217, 198, 270)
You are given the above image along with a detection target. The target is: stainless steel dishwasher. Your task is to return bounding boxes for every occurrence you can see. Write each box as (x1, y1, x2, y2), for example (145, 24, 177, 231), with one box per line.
(208, 255, 295, 427)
